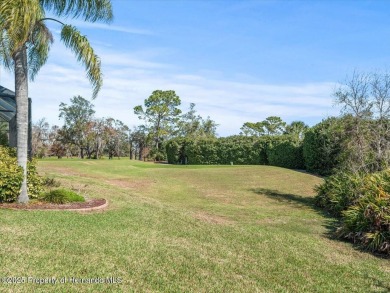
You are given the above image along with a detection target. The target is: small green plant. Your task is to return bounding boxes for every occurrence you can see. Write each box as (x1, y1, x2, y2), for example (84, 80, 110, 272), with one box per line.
(42, 188, 85, 204)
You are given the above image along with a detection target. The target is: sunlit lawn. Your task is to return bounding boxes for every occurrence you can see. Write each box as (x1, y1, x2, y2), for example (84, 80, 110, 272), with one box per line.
(0, 158, 389, 292)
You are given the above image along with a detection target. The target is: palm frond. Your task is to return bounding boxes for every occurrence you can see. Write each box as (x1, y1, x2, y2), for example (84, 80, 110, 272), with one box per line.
(61, 24, 102, 98)
(28, 21, 54, 80)
(0, 31, 13, 71)
(0, 0, 44, 52)
(40, 0, 113, 23)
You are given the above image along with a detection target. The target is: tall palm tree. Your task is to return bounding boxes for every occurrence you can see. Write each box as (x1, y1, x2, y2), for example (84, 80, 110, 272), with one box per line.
(0, 0, 113, 203)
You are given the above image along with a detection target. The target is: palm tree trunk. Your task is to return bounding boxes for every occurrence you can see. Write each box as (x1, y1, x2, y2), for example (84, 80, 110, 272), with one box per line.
(14, 46, 29, 203)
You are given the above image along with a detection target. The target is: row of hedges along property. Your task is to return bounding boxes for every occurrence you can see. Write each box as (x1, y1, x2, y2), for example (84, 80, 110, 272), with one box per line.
(167, 117, 345, 172)
(166, 135, 304, 169)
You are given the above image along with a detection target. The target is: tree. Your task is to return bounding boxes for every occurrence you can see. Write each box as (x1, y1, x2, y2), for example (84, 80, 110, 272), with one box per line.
(240, 122, 265, 136)
(285, 121, 308, 143)
(129, 126, 148, 160)
(201, 116, 218, 138)
(334, 71, 390, 173)
(302, 117, 344, 175)
(262, 116, 286, 135)
(240, 116, 286, 136)
(31, 118, 50, 158)
(177, 103, 218, 138)
(0, 0, 113, 203)
(59, 96, 95, 159)
(104, 118, 129, 159)
(134, 90, 182, 160)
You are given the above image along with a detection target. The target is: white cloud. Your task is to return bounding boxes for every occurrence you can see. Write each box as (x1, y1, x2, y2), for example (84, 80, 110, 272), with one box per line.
(67, 19, 153, 35)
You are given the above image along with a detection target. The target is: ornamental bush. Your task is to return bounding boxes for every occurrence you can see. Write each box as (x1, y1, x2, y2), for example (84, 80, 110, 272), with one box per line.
(0, 146, 23, 202)
(42, 188, 85, 204)
(338, 170, 390, 254)
(315, 169, 390, 254)
(0, 145, 43, 202)
(27, 159, 44, 199)
(314, 171, 364, 217)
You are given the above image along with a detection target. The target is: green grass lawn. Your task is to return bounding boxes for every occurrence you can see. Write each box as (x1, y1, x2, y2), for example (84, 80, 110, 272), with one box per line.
(1, 159, 389, 292)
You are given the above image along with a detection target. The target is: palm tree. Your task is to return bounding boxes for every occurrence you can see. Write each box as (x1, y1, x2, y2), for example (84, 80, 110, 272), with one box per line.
(285, 121, 309, 143)
(0, 0, 113, 203)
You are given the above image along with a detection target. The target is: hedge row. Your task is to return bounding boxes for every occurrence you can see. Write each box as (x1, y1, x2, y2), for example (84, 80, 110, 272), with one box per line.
(166, 135, 304, 169)
(302, 117, 343, 175)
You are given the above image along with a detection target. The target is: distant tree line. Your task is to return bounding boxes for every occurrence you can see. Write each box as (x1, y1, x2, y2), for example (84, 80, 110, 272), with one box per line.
(29, 90, 219, 160)
(31, 96, 130, 159)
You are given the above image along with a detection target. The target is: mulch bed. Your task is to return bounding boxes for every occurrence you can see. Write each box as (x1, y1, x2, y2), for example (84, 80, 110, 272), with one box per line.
(0, 198, 107, 211)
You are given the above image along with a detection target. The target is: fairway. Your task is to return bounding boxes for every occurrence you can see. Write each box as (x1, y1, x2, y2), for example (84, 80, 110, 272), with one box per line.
(1, 159, 389, 292)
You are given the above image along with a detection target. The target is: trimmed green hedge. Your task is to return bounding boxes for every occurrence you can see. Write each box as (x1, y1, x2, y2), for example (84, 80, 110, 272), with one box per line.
(166, 135, 302, 169)
(302, 117, 343, 175)
(267, 141, 304, 169)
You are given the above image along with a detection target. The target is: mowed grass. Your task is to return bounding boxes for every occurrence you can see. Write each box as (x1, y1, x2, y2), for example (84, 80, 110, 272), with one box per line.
(0, 159, 389, 292)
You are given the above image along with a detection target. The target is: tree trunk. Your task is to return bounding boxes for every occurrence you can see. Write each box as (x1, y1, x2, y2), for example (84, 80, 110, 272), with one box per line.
(14, 46, 29, 203)
(129, 140, 133, 160)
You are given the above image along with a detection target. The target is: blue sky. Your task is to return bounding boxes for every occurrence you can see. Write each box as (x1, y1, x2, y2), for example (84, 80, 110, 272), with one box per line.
(2, 0, 390, 135)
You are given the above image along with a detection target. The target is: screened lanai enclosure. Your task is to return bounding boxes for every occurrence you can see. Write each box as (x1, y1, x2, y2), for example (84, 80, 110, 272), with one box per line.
(0, 85, 32, 155)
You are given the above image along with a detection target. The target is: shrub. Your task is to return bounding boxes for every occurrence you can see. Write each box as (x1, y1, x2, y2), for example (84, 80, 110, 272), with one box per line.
(337, 170, 390, 254)
(42, 188, 85, 204)
(186, 138, 219, 164)
(166, 137, 189, 164)
(217, 136, 265, 165)
(0, 145, 44, 202)
(314, 172, 364, 217)
(0, 129, 8, 146)
(303, 117, 343, 175)
(267, 140, 304, 169)
(0, 146, 23, 202)
(27, 159, 44, 199)
(166, 136, 272, 165)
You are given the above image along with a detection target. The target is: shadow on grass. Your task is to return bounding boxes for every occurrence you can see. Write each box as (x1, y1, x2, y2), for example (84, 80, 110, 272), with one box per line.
(251, 188, 315, 207)
(251, 187, 390, 262)
(250, 187, 337, 233)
